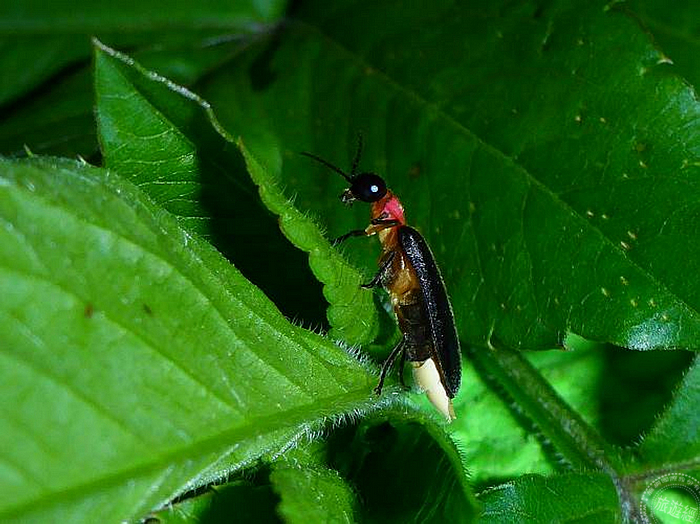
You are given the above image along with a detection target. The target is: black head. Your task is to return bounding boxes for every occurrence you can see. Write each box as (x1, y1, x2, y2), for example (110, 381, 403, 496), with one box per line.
(343, 172, 387, 204)
(301, 135, 388, 205)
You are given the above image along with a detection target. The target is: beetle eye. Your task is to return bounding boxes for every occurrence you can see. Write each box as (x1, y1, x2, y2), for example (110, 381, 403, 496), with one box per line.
(351, 173, 387, 202)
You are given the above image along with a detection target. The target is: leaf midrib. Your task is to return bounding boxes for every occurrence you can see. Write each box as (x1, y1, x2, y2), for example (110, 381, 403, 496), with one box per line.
(0, 388, 381, 520)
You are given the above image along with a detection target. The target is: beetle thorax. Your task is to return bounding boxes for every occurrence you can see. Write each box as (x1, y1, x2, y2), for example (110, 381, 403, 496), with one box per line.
(371, 191, 406, 225)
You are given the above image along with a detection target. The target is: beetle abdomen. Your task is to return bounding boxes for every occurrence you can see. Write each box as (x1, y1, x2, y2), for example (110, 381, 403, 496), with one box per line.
(398, 226, 461, 398)
(395, 300, 432, 361)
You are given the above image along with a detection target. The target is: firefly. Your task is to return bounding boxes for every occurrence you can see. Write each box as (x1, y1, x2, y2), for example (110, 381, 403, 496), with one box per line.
(302, 138, 462, 421)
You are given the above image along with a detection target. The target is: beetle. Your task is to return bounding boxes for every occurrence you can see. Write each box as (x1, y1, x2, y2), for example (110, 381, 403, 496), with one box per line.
(302, 138, 461, 420)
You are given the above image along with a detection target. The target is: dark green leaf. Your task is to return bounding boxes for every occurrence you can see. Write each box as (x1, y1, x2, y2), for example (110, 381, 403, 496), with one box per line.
(201, 0, 700, 351)
(0, 0, 281, 32)
(0, 37, 250, 159)
(626, 0, 700, 90)
(0, 0, 285, 106)
(479, 473, 620, 523)
(468, 343, 623, 472)
(155, 482, 281, 523)
(328, 409, 479, 523)
(447, 340, 609, 484)
(239, 144, 379, 344)
(155, 444, 356, 523)
(270, 465, 356, 523)
(595, 347, 693, 446)
(0, 68, 97, 159)
(0, 157, 378, 522)
(0, 36, 88, 107)
(638, 355, 700, 468)
(94, 41, 378, 345)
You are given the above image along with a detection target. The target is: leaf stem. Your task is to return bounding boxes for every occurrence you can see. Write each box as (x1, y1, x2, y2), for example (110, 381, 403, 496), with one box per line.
(469, 343, 645, 521)
(470, 343, 618, 471)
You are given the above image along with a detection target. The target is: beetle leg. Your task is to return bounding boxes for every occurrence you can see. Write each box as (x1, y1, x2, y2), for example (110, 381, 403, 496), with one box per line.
(332, 229, 367, 246)
(361, 251, 396, 289)
(334, 219, 400, 246)
(334, 219, 401, 246)
(397, 346, 408, 389)
(374, 338, 406, 395)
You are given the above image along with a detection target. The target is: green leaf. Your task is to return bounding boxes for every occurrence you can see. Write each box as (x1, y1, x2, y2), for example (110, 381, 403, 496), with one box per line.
(270, 464, 357, 523)
(5, 1, 700, 521)
(479, 473, 620, 523)
(94, 39, 241, 233)
(0, 0, 285, 106)
(154, 445, 357, 523)
(239, 145, 379, 345)
(155, 482, 281, 523)
(0, 157, 379, 522)
(0, 36, 88, 107)
(0, 37, 249, 159)
(94, 41, 378, 345)
(447, 341, 607, 484)
(199, 0, 700, 352)
(626, 0, 700, 90)
(93, 38, 330, 330)
(638, 355, 700, 468)
(450, 339, 693, 483)
(0, 1, 281, 32)
(594, 347, 693, 446)
(468, 343, 622, 473)
(450, 361, 555, 484)
(328, 409, 479, 523)
(0, 68, 97, 159)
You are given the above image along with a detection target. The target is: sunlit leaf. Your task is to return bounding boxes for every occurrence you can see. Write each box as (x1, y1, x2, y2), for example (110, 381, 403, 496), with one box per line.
(0, 157, 377, 521)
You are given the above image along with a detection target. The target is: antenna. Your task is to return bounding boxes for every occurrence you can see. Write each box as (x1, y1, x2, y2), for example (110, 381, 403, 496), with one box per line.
(350, 133, 363, 177)
(300, 151, 354, 182)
